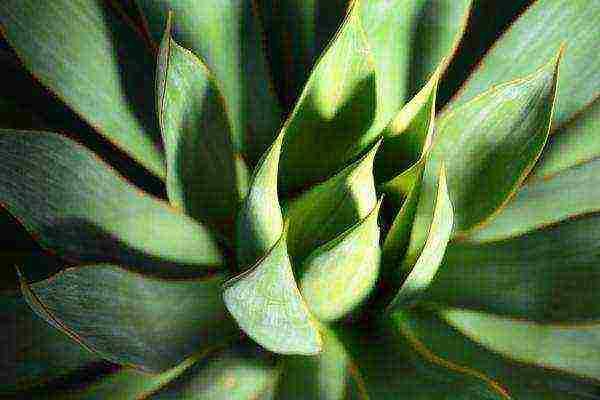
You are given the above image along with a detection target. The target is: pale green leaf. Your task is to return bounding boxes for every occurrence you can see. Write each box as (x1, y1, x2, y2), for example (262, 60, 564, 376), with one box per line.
(223, 233, 322, 355)
(299, 199, 382, 322)
(157, 18, 245, 235)
(0, 0, 165, 176)
(389, 167, 453, 309)
(285, 140, 379, 262)
(236, 133, 285, 269)
(135, 0, 282, 164)
(447, 0, 599, 129)
(428, 214, 600, 323)
(20, 264, 237, 372)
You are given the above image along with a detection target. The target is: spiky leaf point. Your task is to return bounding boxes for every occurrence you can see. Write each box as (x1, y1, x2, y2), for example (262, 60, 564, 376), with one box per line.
(299, 198, 383, 322)
(388, 166, 453, 310)
(448, 0, 600, 129)
(285, 140, 380, 262)
(0, 131, 221, 273)
(236, 132, 285, 269)
(19, 265, 237, 372)
(156, 15, 246, 236)
(223, 233, 322, 355)
(0, 0, 164, 177)
(428, 214, 600, 324)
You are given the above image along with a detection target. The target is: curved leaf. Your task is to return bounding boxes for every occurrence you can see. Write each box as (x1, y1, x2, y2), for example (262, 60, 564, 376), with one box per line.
(442, 308, 600, 380)
(466, 157, 600, 243)
(0, 131, 222, 273)
(388, 167, 453, 310)
(428, 214, 600, 323)
(0, 0, 164, 176)
(1, 294, 98, 393)
(388, 306, 600, 398)
(236, 133, 285, 269)
(157, 18, 244, 235)
(285, 140, 379, 262)
(409, 51, 560, 258)
(135, 0, 282, 164)
(447, 0, 599, 128)
(278, 2, 378, 194)
(223, 233, 321, 355)
(20, 264, 237, 372)
(299, 199, 382, 322)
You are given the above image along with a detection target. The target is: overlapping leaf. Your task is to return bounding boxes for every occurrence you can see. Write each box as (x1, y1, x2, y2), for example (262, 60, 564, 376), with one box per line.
(0, 131, 222, 272)
(285, 140, 379, 262)
(427, 214, 600, 323)
(223, 233, 322, 355)
(157, 18, 245, 235)
(135, 0, 282, 164)
(299, 199, 382, 322)
(20, 264, 237, 372)
(0, 0, 164, 176)
(447, 0, 599, 129)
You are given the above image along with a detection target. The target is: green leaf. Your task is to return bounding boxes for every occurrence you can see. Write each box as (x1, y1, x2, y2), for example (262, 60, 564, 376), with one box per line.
(447, 0, 599, 129)
(20, 264, 237, 372)
(466, 157, 600, 243)
(278, 2, 378, 194)
(388, 167, 453, 309)
(157, 17, 245, 235)
(276, 325, 367, 400)
(0, 0, 164, 177)
(223, 233, 322, 355)
(442, 308, 600, 380)
(149, 343, 281, 400)
(236, 133, 285, 269)
(135, 0, 282, 164)
(299, 199, 382, 323)
(410, 51, 560, 256)
(531, 99, 600, 179)
(377, 63, 441, 191)
(0, 131, 222, 273)
(427, 214, 600, 323)
(1, 294, 98, 393)
(285, 140, 379, 262)
(388, 306, 600, 398)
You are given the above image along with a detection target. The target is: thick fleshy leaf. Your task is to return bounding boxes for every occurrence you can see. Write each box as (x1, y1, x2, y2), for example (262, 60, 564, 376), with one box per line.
(428, 214, 600, 323)
(408, 52, 560, 261)
(466, 158, 600, 243)
(256, 0, 350, 109)
(276, 325, 367, 400)
(388, 307, 600, 398)
(389, 167, 453, 309)
(442, 308, 600, 380)
(285, 140, 379, 262)
(447, 0, 599, 128)
(278, 2, 378, 194)
(0, 0, 164, 176)
(20, 264, 237, 372)
(531, 99, 600, 179)
(236, 133, 285, 269)
(223, 234, 322, 355)
(378, 63, 441, 193)
(0, 131, 222, 272)
(135, 0, 282, 164)
(157, 19, 244, 234)
(149, 343, 281, 400)
(299, 199, 382, 322)
(1, 294, 98, 393)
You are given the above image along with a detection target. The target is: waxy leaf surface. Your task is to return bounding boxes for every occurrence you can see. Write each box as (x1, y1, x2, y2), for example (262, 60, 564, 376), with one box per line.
(0, 0, 164, 176)
(21, 264, 237, 372)
(223, 234, 321, 355)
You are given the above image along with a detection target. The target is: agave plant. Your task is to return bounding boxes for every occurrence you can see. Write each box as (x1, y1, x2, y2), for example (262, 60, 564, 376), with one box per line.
(2, 0, 599, 398)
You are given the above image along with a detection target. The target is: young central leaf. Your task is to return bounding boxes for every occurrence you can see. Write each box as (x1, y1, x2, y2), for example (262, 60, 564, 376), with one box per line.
(223, 234, 321, 355)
